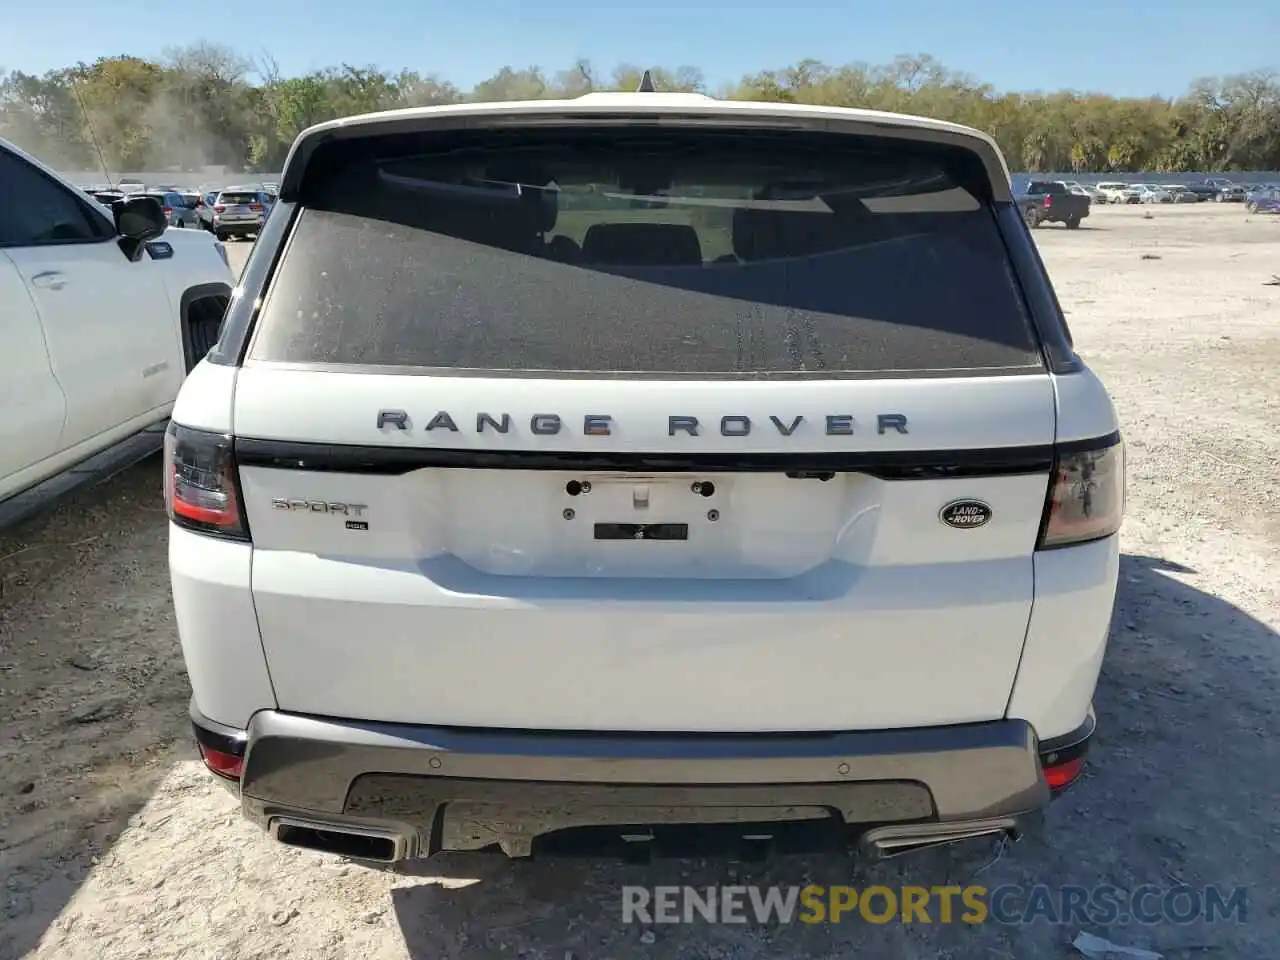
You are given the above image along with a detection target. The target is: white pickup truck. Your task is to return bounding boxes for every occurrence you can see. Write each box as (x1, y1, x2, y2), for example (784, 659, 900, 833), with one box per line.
(1, 139, 235, 508)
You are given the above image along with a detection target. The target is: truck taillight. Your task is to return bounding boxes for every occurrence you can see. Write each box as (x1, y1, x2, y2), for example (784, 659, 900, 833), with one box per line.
(164, 423, 250, 541)
(1037, 435, 1125, 549)
(1044, 195, 1052, 208)
(214, 204, 225, 213)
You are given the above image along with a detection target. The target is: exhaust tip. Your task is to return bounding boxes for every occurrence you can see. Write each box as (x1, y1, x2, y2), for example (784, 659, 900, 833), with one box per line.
(270, 817, 409, 863)
(860, 819, 1021, 859)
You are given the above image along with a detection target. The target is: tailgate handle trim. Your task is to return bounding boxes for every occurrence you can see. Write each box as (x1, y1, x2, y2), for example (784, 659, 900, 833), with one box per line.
(594, 522, 689, 541)
(234, 437, 1067, 480)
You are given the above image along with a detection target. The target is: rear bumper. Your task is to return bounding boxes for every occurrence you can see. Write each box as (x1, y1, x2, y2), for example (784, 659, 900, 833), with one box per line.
(194, 702, 1094, 860)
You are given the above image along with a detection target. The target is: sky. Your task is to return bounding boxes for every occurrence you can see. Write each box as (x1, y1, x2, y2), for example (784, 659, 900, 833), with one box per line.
(4, 0, 1277, 98)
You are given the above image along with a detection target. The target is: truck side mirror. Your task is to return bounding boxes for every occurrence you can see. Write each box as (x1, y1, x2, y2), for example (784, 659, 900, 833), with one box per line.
(115, 195, 168, 261)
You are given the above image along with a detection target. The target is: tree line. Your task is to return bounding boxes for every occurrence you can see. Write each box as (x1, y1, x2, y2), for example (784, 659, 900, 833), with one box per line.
(2, 45, 1277, 175)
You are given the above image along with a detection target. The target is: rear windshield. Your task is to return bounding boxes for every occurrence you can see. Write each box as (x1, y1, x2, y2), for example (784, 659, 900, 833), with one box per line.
(250, 129, 1043, 377)
(218, 192, 259, 204)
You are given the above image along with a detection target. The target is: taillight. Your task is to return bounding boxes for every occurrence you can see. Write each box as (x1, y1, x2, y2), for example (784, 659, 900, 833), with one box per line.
(163, 207, 172, 217)
(198, 743, 244, 780)
(214, 204, 225, 213)
(248, 203, 263, 212)
(1043, 755, 1086, 791)
(1037, 435, 1125, 549)
(164, 423, 250, 541)
(1043, 195, 1053, 208)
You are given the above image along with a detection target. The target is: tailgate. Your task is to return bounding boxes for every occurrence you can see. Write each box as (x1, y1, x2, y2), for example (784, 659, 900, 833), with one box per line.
(230, 121, 1058, 732)
(236, 369, 1054, 732)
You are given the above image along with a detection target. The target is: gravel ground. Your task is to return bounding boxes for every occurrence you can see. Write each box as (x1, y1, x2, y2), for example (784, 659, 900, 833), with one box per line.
(1, 204, 1278, 959)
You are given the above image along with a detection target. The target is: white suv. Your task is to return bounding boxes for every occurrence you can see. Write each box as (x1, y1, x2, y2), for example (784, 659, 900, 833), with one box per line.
(167, 92, 1124, 863)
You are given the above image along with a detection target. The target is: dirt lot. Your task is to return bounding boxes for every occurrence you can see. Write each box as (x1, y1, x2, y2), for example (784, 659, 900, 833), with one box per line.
(1, 204, 1278, 959)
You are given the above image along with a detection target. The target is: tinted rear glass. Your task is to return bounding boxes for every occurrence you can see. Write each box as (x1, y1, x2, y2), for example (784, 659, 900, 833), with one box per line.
(251, 129, 1042, 377)
(219, 192, 258, 204)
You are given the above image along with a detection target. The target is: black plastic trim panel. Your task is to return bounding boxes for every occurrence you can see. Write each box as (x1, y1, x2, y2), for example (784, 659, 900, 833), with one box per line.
(179, 281, 233, 371)
(237, 360, 1047, 382)
(1054, 430, 1121, 455)
(190, 698, 248, 757)
(233, 436, 1056, 479)
(1036, 710, 1096, 767)
(206, 201, 298, 366)
(236, 710, 1050, 822)
(994, 202, 1082, 375)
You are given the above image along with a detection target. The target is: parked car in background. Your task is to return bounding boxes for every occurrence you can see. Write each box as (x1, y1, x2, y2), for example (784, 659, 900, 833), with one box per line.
(209, 186, 271, 240)
(1060, 181, 1106, 204)
(1246, 187, 1280, 214)
(1017, 179, 1091, 228)
(176, 192, 206, 227)
(0, 137, 234, 506)
(1134, 184, 1172, 204)
(1183, 182, 1221, 201)
(1094, 182, 1127, 204)
(196, 191, 219, 231)
(1161, 185, 1197, 204)
(1245, 183, 1280, 204)
(139, 190, 202, 228)
(1100, 182, 1142, 204)
(1215, 183, 1247, 203)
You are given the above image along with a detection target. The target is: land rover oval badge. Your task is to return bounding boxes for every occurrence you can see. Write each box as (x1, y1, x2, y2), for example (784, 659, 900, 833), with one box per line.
(940, 499, 993, 529)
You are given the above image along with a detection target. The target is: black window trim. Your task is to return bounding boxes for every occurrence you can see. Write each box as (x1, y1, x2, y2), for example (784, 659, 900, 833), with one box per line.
(0, 145, 118, 249)
(207, 198, 298, 366)
(992, 202, 1080, 373)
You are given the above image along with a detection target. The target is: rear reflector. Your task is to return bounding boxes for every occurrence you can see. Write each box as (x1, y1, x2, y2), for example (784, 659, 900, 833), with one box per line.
(1043, 755, 1085, 791)
(164, 423, 250, 541)
(198, 743, 244, 780)
(1038, 435, 1124, 549)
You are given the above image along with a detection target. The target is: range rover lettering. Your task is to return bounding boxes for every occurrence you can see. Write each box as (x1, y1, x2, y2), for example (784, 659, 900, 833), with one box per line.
(375, 410, 910, 436)
(167, 85, 1123, 864)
